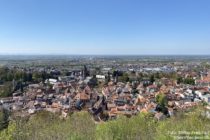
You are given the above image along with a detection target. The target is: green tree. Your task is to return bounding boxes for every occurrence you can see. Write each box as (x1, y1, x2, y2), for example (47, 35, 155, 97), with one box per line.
(155, 72, 161, 79)
(118, 73, 129, 83)
(184, 78, 195, 85)
(156, 93, 168, 109)
(26, 73, 33, 82)
(177, 77, 183, 84)
(0, 82, 13, 97)
(0, 109, 10, 131)
(32, 72, 42, 82)
(177, 77, 195, 85)
(0, 122, 16, 140)
(96, 114, 156, 140)
(6, 72, 13, 81)
(150, 74, 155, 84)
(0, 67, 9, 81)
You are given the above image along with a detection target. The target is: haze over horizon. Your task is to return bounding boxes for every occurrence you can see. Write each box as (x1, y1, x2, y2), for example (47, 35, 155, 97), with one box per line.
(0, 0, 210, 55)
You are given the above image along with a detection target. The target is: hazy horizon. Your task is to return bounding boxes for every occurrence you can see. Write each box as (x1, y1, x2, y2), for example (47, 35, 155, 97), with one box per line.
(1, 53, 210, 56)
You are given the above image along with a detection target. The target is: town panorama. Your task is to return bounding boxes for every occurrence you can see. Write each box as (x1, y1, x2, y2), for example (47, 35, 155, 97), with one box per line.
(1, 55, 210, 139)
(1, 0, 210, 139)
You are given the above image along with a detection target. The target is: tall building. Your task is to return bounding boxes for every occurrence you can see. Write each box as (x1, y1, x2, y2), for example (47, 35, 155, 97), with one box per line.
(82, 65, 89, 79)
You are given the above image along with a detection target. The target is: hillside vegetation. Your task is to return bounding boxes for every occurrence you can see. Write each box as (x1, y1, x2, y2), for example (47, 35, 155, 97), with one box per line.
(0, 107, 210, 140)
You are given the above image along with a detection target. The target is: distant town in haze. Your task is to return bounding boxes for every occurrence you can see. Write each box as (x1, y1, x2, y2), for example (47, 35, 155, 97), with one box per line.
(1, 0, 210, 140)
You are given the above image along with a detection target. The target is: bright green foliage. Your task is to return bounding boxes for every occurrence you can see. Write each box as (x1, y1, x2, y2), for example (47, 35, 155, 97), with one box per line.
(155, 93, 168, 108)
(177, 77, 195, 85)
(1, 107, 210, 140)
(156, 107, 210, 140)
(96, 114, 156, 140)
(0, 122, 16, 140)
(68, 111, 96, 140)
(4, 111, 96, 140)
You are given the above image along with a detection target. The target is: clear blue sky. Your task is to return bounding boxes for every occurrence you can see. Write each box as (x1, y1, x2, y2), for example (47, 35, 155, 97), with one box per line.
(0, 0, 209, 55)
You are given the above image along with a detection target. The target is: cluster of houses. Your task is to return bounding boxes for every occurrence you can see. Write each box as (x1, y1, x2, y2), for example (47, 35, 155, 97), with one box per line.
(1, 70, 210, 122)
